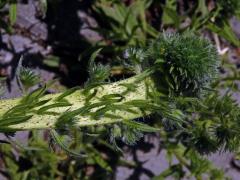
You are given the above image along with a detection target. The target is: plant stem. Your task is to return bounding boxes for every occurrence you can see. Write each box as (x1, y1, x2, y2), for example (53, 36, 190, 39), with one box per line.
(0, 75, 151, 130)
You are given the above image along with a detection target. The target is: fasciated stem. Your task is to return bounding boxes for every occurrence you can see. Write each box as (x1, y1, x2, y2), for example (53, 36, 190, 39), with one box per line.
(0, 75, 152, 130)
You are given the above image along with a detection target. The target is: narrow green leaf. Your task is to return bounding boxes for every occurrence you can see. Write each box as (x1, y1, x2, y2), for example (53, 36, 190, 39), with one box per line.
(100, 93, 124, 102)
(57, 101, 107, 125)
(43, 55, 60, 68)
(84, 89, 98, 104)
(37, 102, 72, 114)
(33, 99, 51, 107)
(21, 85, 47, 104)
(104, 113, 122, 119)
(89, 48, 102, 64)
(50, 129, 87, 158)
(122, 120, 160, 132)
(0, 115, 33, 127)
(55, 87, 79, 102)
(86, 145, 112, 172)
(9, 3, 17, 25)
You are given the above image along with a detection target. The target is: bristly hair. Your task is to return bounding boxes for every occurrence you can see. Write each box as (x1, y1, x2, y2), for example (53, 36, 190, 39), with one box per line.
(147, 32, 219, 97)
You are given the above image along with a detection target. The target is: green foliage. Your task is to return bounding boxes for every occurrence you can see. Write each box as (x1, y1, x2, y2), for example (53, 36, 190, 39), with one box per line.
(207, 19, 240, 47)
(0, 133, 61, 180)
(156, 0, 240, 46)
(111, 119, 160, 146)
(9, 1, 17, 25)
(93, 0, 158, 52)
(0, 0, 17, 32)
(86, 48, 110, 88)
(153, 136, 225, 179)
(148, 32, 219, 97)
(19, 68, 40, 91)
(1, 0, 240, 179)
(161, 0, 180, 28)
(50, 129, 87, 158)
(0, 28, 238, 179)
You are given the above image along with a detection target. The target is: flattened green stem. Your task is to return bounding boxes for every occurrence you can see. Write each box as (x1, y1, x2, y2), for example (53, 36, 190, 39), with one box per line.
(0, 76, 151, 130)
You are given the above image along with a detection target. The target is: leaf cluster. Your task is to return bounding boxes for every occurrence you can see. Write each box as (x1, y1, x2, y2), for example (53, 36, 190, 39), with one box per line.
(147, 32, 218, 97)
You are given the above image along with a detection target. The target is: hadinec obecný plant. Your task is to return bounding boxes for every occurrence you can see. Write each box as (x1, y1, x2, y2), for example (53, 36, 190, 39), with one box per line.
(0, 33, 218, 131)
(0, 33, 217, 128)
(3, 34, 240, 178)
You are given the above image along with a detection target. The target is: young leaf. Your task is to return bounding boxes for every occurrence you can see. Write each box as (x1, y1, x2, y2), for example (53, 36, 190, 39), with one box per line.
(55, 87, 79, 102)
(9, 2, 17, 25)
(50, 129, 87, 158)
(122, 119, 161, 133)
